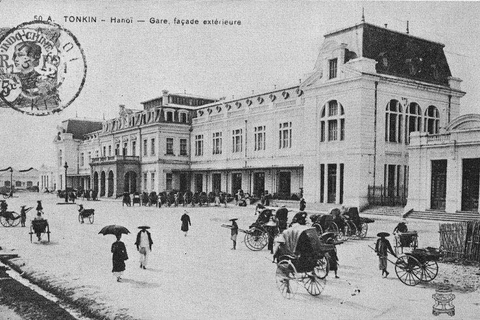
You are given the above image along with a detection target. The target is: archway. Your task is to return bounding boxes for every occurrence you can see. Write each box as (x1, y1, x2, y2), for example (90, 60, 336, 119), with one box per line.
(124, 171, 137, 194)
(93, 172, 99, 193)
(108, 171, 114, 197)
(100, 171, 106, 197)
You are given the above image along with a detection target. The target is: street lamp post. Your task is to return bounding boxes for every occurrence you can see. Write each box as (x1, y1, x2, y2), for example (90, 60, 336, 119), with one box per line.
(9, 168, 13, 197)
(64, 162, 68, 203)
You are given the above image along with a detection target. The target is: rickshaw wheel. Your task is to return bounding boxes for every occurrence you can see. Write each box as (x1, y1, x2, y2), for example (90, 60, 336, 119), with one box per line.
(0, 216, 10, 227)
(358, 222, 368, 238)
(275, 260, 298, 299)
(88, 214, 94, 224)
(395, 255, 422, 286)
(313, 256, 329, 279)
(303, 274, 326, 296)
(347, 221, 357, 238)
(313, 223, 323, 236)
(9, 212, 20, 227)
(244, 227, 268, 251)
(421, 260, 438, 282)
(337, 224, 349, 241)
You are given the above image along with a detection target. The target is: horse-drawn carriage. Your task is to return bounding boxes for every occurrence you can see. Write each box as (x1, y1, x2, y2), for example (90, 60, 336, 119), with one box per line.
(275, 226, 332, 298)
(29, 219, 50, 242)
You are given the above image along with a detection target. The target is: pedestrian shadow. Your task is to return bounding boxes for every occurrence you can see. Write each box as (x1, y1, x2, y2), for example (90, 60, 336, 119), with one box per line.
(145, 268, 163, 273)
(34, 241, 59, 246)
(121, 278, 161, 288)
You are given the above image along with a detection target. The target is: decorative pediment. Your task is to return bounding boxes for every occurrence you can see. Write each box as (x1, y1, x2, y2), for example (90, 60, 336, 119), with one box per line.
(446, 114, 480, 131)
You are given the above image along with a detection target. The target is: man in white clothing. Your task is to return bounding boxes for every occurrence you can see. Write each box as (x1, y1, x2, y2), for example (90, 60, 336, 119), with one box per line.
(135, 226, 153, 269)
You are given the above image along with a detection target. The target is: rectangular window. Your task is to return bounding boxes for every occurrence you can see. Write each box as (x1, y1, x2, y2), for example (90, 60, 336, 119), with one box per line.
(166, 173, 173, 190)
(151, 138, 156, 155)
(80, 153, 84, 166)
(115, 144, 120, 155)
(143, 172, 148, 189)
(328, 120, 338, 141)
(213, 132, 222, 155)
(279, 122, 292, 149)
(143, 139, 147, 156)
(108, 145, 112, 156)
(195, 135, 204, 156)
(123, 142, 128, 155)
(103, 146, 106, 156)
(151, 172, 155, 190)
(232, 129, 243, 153)
(254, 126, 266, 151)
(166, 138, 174, 155)
(132, 141, 136, 156)
(180, 139, 187, 156)
(329, 58, 338, 79)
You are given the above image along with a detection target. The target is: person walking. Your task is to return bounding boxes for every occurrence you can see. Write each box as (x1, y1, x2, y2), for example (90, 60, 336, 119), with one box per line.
(375, 232, 396, 278)
(135, 226, 153, 269)
(181, 211, 191, 236)
(111, 233, 128, 281)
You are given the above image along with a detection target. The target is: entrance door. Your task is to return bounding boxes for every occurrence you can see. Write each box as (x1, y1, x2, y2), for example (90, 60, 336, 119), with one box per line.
(253, 172, 265, 197)
(431, 160, 447, 210)
(232, 173, 242, 194)
(462, 158, 480, 211)
(180, 173, 188, 192)
(327, 165, 336, 203)
(279, 172, 291, 199)
(212, 173, 222, 193)
(195, 174, 203, 192)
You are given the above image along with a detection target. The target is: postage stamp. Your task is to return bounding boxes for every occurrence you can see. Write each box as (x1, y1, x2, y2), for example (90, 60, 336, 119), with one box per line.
(0, 21, 86, 116)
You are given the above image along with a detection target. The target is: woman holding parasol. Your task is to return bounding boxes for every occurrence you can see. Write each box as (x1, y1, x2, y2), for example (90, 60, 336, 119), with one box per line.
(99, 225, 130, 282)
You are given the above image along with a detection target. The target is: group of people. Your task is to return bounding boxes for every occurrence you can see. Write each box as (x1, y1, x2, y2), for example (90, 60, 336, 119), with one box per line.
(122, 190, 229, 208)
(110, 210, 192, 282)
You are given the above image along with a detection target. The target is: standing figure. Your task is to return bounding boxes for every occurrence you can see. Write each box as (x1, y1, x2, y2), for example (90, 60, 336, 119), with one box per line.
(181, 211, 191, 236)
(375, 232, 396, 278)
(227, 218, 239, 250)
(0, 200, 7, 213)
(326, 236, 339, 278)
(36, 200, 43, 214)
(299, 197, 306, 211)
(20, 205, 28, 227)
(111, 234, 128, 281)
(33, 211, 44, 241)
(135, 226, 153, 269)
(275, 204, 289, 232)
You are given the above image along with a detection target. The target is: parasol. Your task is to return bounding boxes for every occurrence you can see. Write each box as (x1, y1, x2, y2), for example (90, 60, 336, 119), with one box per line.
(377, 232, 390, 237)
(98, 225, 130, 236)
(138, 226, 150, 229)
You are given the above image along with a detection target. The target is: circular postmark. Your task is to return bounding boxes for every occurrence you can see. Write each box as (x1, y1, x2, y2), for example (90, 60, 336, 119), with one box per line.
(0, 21, 86, 116)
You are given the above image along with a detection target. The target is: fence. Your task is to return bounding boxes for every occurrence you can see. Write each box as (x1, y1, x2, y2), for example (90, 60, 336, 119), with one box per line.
(367, 185, 407, 207)
(439, 221, 480, 262)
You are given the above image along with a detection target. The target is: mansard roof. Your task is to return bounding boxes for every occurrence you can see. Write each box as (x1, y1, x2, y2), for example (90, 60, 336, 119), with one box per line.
(62, 119, 103, 140)
(325, 23, 452, 86)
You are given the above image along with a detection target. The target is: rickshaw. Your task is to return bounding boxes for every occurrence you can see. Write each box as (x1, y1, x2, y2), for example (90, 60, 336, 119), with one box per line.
(244, 209, 278, 251)
(311, 214, 348, 241)
(343, 207, 375, 239)
(394, 248, 441, 286)
(78, 208, 95, 224)
(275, 226, 333, 298)
(0, 210, 21, 227)
(29, 219, 51, 242)
(393, 221, 418, 254)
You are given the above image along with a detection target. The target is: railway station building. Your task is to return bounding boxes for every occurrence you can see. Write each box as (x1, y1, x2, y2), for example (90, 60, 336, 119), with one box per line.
(54, 22, 465, 210)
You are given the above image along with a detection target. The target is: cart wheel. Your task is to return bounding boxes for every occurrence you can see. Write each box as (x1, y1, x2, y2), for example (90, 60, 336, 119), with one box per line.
(88, 214, 94, 224)
(326, 222, 339, 234)
(337, 224, 350, 241)
(8, 212, 20, 227)
(421, 260, 439, 282)
(313, 256, 329, 279)
(395, 255, 422, 286)
(0, 216, 10, 227)
(358, 222, 368, 238)
(275, 260, 298, 299)
(347, 221, 357, 238)
(303, 274, 326, 296)
(244, 227, 268, 251)
(313, 223, 323, 236)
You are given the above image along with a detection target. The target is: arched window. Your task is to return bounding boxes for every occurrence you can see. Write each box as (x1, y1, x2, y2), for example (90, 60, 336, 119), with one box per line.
(320, 100, 345, 142)
(385, 100, 402, 143)
(405, 102, 422, 144)
(424, 105, 440, 134)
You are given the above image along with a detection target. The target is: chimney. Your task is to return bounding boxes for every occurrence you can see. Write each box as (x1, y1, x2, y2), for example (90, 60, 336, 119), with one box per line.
(384, 24, 388, 28)
(162, 90, 169, 106)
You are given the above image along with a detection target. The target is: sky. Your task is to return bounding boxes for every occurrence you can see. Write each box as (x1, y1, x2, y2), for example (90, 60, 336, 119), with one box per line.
(0, 0, 480, 169)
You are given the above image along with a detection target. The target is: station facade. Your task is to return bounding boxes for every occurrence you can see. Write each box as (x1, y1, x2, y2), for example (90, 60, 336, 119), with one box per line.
(54, 22, 465, 209)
